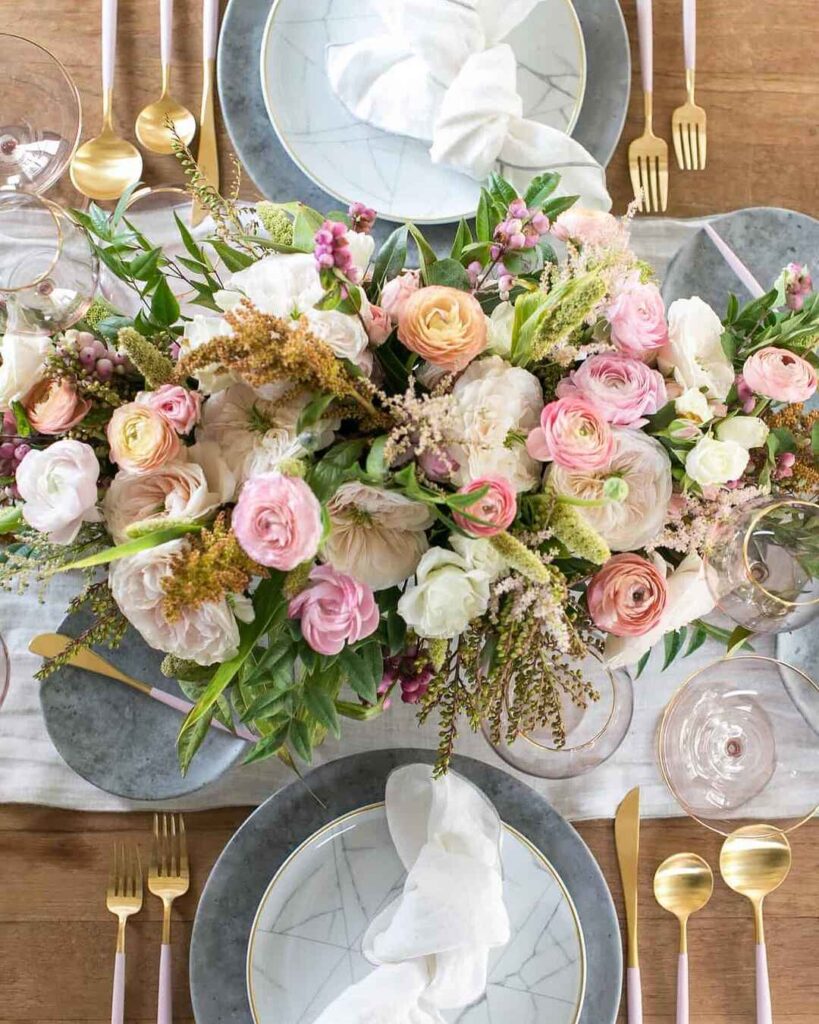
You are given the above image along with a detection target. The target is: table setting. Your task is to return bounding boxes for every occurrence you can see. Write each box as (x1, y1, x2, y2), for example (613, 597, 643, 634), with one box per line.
(0, 1, 818, 1023)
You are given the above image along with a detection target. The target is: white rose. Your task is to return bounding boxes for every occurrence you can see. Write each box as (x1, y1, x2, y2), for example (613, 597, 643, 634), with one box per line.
(486, 302, 514, 357)
(0, 332, 52, 411)
(674, 387, 711, 424)
(659, 297, 734, 401)
(716, 415, 769, 450)
(179, 315, 236, 394)
(685, 436, 749, 486)
(345, 230, 375, 276)
(302, 308, 370, 369)
(227, 252, 323, 316)
(449, 533, 508, 580)
(16, 439, 102, 544)
(397, 547, 490, 639)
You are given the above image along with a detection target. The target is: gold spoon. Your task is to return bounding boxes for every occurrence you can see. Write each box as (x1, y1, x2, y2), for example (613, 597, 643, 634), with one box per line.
(135, 0, 197, 155)
(70, 0, 143, 201)
(720, 825, 792, 1024)
(654, 853, 714, 1024)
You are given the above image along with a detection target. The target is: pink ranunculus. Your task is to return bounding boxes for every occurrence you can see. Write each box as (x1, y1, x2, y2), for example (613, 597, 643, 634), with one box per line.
(557, 353, 667, 427)
(526, 396, 615, 472)
(606, 280, 668, 358)
(288, 563, 380, 655)
(137, 384, 202, 434)
(452, 475, 517, 538)
(587, 553, 668, 637)
(380, 270, 420, 321)
(232, 473, 323, 570)
(361, 302, 393, 345)
(741, 347, 817, 403)
(23, 378, 91, 435)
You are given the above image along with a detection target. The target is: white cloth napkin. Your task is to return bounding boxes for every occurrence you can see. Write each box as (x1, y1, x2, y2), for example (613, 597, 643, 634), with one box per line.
(326, 0, 611, 209)
(313, 764, 510, 1024)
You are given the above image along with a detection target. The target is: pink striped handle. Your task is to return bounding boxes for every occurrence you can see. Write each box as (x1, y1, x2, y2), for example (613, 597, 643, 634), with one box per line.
(101, 0, 118, 92)
(160, 0, 173, 66)
(676, 952, 688, 1024)
(627, 966, 643, 1024)
(636, 0, 654, 94)
(111, 951, 125, 1024)
(158, 943, 172, 1024)
(703, 223, 766, 298)
(202, 0, 219, 60)
(683, 0, 696, 70)
(148, 686, 257, 743)
(756, 943, 773, 1024)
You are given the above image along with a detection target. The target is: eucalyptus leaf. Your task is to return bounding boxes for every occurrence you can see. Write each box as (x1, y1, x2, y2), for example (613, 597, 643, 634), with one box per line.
(427, 258, 472, 291)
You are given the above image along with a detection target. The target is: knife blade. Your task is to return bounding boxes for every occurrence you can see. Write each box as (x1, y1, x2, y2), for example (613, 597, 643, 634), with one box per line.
(191, 0, 220, 227)
(615, 786, 642, 1024)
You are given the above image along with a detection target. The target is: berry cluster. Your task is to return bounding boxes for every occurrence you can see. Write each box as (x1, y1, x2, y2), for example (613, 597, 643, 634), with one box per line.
(314, 220, 362, 283)
(379, 647, 435, 705)
(347, 202, 377, 235)
(55, 330, 132, 383)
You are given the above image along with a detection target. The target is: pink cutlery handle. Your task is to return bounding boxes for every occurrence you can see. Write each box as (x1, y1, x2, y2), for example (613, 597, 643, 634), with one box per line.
(756, 943, 773, 1024)
(111, 951, 125, 1024)
(148, 686, 257, 743)
(703, 223, 766, 298)
(102, 0, 118, 92)
(160, 0, 172, 66)
(202, 0, 219, 60)
(676, 952, 688, 1024)
(683, 0, 696, 70)
(636, 0, 653, 94)
(158, 943, 172, 1024)
(627, 966, 643, 1024)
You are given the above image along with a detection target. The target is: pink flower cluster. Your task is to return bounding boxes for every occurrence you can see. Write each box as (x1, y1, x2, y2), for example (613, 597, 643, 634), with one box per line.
(452, 476, 516, 538)
(557, 353, 667, 427)
(490, 199, 550, 262)
(314, 220, 361, 283)
(288, 564, 379, 656)
(348, 201, 377, 234)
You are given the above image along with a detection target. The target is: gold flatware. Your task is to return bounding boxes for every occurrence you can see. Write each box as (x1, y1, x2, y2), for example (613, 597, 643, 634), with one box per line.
(672, 0, 706, 170)
(191, 0, 220, 227)
(70, 0, 142, 201)
(615, 786, 642, 1024)
(149, 813, 190, 1024)
(106, 844, 143, 1024)
(136, 0, 197, 155)
(654, 853, 714, 1024)
(628, 0, 668, 212)
(720, 825, 792, 1024)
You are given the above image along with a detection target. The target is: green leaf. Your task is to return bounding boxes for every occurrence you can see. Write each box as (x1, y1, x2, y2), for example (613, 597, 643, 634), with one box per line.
(314, 281, 342, 311)
(306, 439, 365, 502)
(727, 625, 755, 655)
(524, 172, 560, 208)
(0, 506, 22, 535)
(242, 723, 290, 766)
(427, 257, 472, 291)
(725, 292, 740, 323)
(684, 623, 708, 658)
(372, 225, 409, 292)
(10, 401, 31, 437)
(56, 523, 202, 572)
(662, 628, 686, 670)
(292, 204, 325, 250)
(302, 679, 341, 738)
(338, 643, 381, 704)
(450, 219, 473, 261)
(475, 189, 493, 243)
(297, 392, 336, 434)
(486, 172, 518, 207)
(288, 718, 313, 762)
(177, 710, 214, 775)
(500, 248, 541, 276)
(542, 194, 579, 219)
(635, 648, 651, 679)
(210, 240, 254, 273)
(174, 212, 207, 265)
(111, 183, 141, 229)
(720, 329, 737, 362)
(336, 283, 364, 316)
(129, 246, 162, 281)
(150, 278, 180, 327)
(407, 224, 437, 282)
(95, 315, 134, 341)
(811, 422, 819, 457)
(365, 435, 389, 480)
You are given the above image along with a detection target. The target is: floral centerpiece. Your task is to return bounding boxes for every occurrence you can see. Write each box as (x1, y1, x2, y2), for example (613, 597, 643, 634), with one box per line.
(3, 163, 818, 774)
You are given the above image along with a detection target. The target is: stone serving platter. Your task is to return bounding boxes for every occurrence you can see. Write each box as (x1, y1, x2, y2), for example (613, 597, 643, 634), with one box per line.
(190, 748, 622, 1024)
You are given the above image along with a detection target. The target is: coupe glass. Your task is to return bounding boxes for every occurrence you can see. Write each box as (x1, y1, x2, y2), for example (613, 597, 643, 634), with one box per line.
(704, 497, 819, 633)
(0, 192, 98, 333)
(0, 631, 8, 709)
(482, 651, 634, 778)
(658, 655, 819, 836)
(0, 34, 81, 195)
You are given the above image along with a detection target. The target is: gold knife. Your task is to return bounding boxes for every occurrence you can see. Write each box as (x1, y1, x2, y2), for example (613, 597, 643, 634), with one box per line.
(191, 0, 220, 227)
(615, 786, 642, 1024)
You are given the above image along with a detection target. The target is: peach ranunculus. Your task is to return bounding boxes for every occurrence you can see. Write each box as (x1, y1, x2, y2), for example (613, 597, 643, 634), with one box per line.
(398, 286, 487, 371)
(526, 396, 615, 472)
(587, 553, 668, 637)
(23, 378, 91, 435)
(107, 402, 181, 473)
(741, 347, 817, 403)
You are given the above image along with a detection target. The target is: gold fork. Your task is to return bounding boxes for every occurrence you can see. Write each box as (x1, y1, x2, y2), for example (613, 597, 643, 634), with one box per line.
(628, 0, 669, 212)
(149, 813, 190, 1024)
(106, 844, 143, 1024)
(672, 0, 707, 170)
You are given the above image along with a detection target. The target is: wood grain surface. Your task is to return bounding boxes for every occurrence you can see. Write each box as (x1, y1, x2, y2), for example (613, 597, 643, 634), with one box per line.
(0, 0, 818, 1022)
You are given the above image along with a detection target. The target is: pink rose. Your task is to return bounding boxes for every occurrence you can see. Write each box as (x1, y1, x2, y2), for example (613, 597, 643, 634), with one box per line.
(23, 378, 91, 435)
(606, 281, 668, 358)
(452, 475, 517, 538)
(526, 396, 615, 472)
(380, 271, 420, 321)
(742, 347, 817, 403)
(107, 402, 180, 474)
(288, 563, 379, 655)
(557, 354, 667, 427)
(137, 384, 202, 434)
(361, 303, 393, 345)
(551, 208, 627, 250)
(233, 473, 323, 570)
(587, 553, 668, 637)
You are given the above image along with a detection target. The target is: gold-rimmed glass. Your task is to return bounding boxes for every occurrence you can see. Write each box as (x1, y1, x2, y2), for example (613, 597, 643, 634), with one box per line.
(704, 497, 819, 634)
(657, 654, 819, 837)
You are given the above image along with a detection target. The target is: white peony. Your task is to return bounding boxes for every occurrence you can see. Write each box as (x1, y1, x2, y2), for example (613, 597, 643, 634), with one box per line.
(179, 315, 236, 394)
(674, 387, 711, 424)
(716, 415, 769, 450)
(16, 439, 102, 543)
(345, 229, 375, 276)
(397, 547, 491, 639)
(109, 540, 252, 666)
(685, 436, 749, 486)
(227, 252, 323, 315)
(449, 533, 508, 580)
(549, 428, 672, 551)
(485, 302, 514, 357)
(659, 297, 734, 401)
(302, 307, 370, 369)
(446, 355, 544, 492)
(0, 331, 52, 411)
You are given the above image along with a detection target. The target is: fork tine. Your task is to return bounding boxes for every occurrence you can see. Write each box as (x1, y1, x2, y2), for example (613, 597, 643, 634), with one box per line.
(659, 159, 669, 212)
(628, 156, 642, 208)
(681, 123, 693, 171)
(637, 156, 649, 212)
(697, 121, 707, 169)
(180, 814, 189, 879)
(162, 813, 169, 877)
(672, 123, 685, 171)
(691, 123, 701, 171)
(170, 814, 177, 878)
(648, 157, 659, 213)
(151, 812, 159, 875)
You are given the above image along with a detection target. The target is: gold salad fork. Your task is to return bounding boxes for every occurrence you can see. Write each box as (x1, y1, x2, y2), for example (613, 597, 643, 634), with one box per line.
(106, 845, 143, 1024)
(629, 0, 669, 212)
(672, 0, 707, 169)
(149, 814, 190, 1024)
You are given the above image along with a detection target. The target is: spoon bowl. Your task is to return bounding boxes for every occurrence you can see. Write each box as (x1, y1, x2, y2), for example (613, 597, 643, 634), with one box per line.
(654, 852, 714, 931)
(135, 92, 196, 155)
(70, 125, 143, 201)
(720, 824, 792, 933)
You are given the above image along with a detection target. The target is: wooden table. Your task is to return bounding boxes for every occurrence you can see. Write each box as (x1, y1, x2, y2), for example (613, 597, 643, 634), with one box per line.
(1, 1, 818, 1022)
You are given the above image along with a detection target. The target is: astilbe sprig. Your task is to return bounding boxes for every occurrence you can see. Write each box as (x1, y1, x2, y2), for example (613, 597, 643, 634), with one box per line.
(35, 580, 127, 680)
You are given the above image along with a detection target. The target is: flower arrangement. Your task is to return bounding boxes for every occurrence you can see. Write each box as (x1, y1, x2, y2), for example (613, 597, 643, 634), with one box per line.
(3, 166, 818, 775)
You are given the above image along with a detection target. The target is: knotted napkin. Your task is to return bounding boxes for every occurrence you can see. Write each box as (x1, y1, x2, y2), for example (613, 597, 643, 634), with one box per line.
(326, 0, 610, 209)
(313, 763, 510, 1024)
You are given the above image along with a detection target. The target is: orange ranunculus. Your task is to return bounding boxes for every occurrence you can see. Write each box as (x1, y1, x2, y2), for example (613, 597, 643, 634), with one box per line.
(397, 286, 487, 371)
(24, 378, 91, 435)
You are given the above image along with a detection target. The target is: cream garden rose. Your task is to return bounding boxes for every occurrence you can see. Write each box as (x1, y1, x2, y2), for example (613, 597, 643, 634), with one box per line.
(397, 547, 491, 639)
(715, 415, 769, 450)
(685, 436, 749, 487)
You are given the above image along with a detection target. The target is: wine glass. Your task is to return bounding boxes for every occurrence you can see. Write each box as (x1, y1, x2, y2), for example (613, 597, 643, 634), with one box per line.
(704, 497, 819, 633)
(0, 631, 9, 709)
(0, 34, 82, 195)
(482, 650, 634, 778)
(0, 192, 99, 334)
(658, 655, 819, 836)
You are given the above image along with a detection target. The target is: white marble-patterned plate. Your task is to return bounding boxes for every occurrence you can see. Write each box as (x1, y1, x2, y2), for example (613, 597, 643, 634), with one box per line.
(259, 0, 587, 224)
(247, 803, 586, 1024)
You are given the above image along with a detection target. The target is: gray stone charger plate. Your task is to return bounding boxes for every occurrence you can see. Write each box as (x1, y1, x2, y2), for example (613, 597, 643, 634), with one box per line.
(38, 609, 245, 800)
(217, 0, 630, 246)
(661, 207, 819, 312)
(190, 748, 622, 1024)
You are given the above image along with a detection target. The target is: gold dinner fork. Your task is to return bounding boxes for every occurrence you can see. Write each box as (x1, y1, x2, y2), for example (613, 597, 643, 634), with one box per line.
(106, 844, 143, 1024)
(671, 0, 707, 170)
(149, 813, 190, 1024)
(629, 0, 669, 212)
